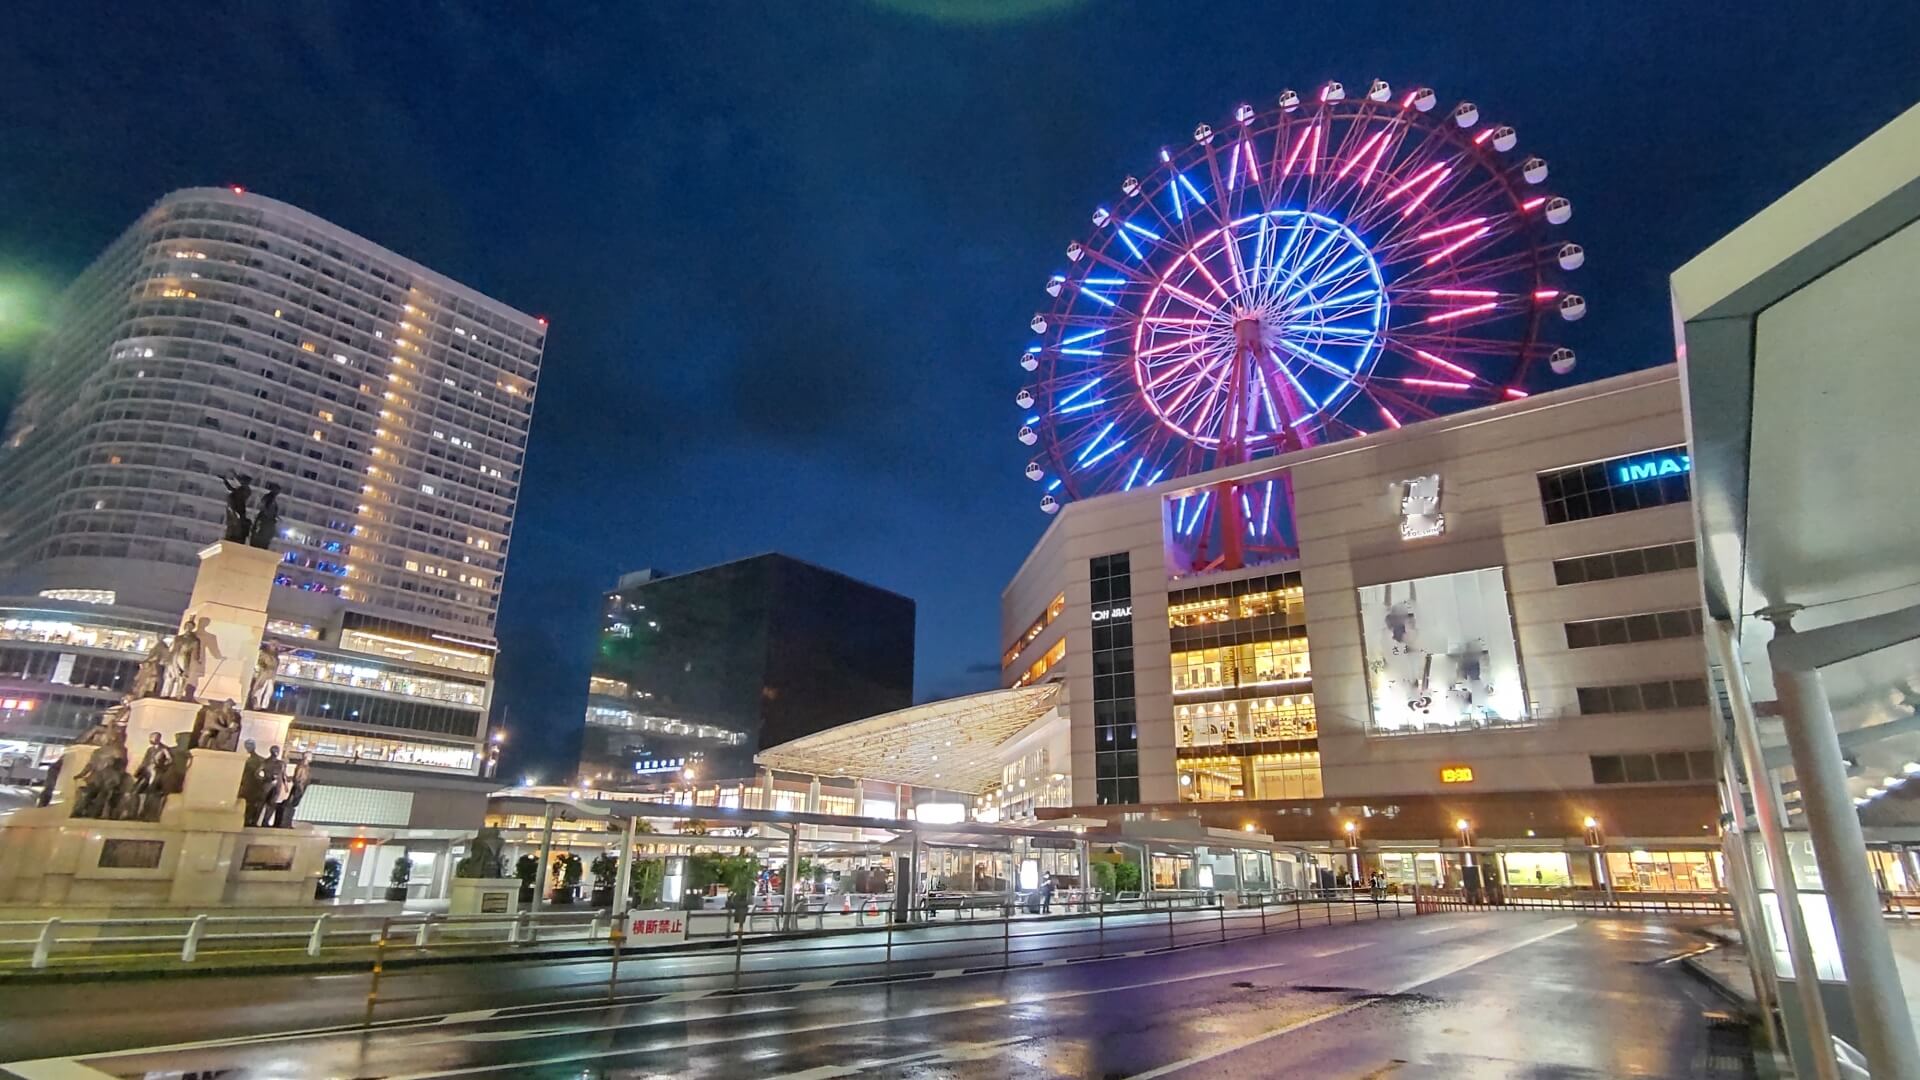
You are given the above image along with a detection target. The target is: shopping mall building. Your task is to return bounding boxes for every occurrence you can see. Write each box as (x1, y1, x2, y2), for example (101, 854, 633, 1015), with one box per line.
(1000, 364, 1721, 888)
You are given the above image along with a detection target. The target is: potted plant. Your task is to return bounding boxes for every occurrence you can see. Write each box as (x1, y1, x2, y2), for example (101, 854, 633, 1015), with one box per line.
(315, 857, 342, 901)
(630, 859, 665, 909)
(1113, 861, 1142, 896)
(589, 853, 620, 908)
(550, 851, 583, 905)
(1089, 860, 1116, 899)
(385, 855, 413, 901)
(514, 853, 539, 903)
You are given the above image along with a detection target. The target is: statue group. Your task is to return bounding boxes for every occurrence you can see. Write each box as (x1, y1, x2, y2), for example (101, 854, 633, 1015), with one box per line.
(131, 619, 279, 708)
(221, 472, 281, 549)
(66, 703, 309, 827)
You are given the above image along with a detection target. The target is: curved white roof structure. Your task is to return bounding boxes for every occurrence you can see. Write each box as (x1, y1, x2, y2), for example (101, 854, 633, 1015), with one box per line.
(753, 685, 1061, 794)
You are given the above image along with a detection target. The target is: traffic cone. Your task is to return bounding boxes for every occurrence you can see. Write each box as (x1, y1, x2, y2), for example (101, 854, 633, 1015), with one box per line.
(841, 894, 852, 914)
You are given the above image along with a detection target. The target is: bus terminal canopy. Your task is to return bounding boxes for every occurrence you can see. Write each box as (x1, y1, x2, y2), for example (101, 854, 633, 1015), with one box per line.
(753, 685, 1061, 795)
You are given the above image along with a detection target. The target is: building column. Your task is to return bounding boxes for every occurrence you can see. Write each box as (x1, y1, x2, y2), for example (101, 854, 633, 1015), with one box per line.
(805, 775, 821, 814)
(1711, 620, 1837, 1080)
(783, 827, 799, 932)
(530, 802, 556, 914)
(758, 768, 775, 812)
(1771, 649, 1920, 1078)
(853, 781, 866, 819)
(611, 815, 637, 915)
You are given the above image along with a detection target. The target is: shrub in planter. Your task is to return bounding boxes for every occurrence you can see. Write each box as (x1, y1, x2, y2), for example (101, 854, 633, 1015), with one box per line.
(630, 858, 665, 909)
(1090, 860, 1116, 899)
(550, 851, 583, 905)
(315, 856, 342, 900)
(514, 853, 539, 903)
(589, 853, 620, 908)
(384, 855, 413, 901)
(1113, 861, 1142, 895)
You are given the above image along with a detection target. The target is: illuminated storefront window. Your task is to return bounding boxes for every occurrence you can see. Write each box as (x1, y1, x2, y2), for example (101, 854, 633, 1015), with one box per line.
(278, 653, 486, 707)
(1177, 751, 1323, 802)
(0, 616, 159, 656)
(289, 728, 477, 772)
(1012, 637, 1066, 688)
(1171, 639, 1310, 695)
(1605, 849, 1722, 893)
(1175, 698, 1317, 746)
(588, 676, 631, 698)
(1004, 592, 1067, 668)
(265, 619, 320, 640)
(339, 628, 493, 676)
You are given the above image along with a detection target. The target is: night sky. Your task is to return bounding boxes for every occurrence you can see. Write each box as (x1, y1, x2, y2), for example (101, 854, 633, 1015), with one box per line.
(2, 3, 1917, 781)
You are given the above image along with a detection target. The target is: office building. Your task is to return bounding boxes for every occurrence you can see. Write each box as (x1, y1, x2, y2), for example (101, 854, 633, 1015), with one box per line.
(1001, 365, 1722, 882)
(0, 187, 544, 778)
(579, 555, 915, 787)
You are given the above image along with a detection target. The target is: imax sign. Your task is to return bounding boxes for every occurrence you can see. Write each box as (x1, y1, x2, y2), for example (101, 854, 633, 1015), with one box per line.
(1090, 605, 1132, 623)
(1615, 453, 1690, 484)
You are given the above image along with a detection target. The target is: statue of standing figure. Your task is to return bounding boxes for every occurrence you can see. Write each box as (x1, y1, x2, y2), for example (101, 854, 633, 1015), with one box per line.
(248, 482, 281, 549)
(131, 637, 171, 699)
(220, 472, 254, 543)
(164, 615, 222, 701)
(248, 641, 281, 710)
(266, 753, 309, 827)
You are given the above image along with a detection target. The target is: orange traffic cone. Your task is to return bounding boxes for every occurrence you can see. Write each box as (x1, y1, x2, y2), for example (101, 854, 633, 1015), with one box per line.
(841, 894, 852, 914)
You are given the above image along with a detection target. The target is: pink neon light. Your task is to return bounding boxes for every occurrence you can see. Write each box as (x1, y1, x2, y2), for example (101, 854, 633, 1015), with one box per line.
(1428, 288, 1499, 298)
(1425, 301, 1497, 324)
(1522, 196, 1546, 211)
(1416, 216, 1487, 241)
(1384, 161, 1445, 200)
(1423, 225, 1490, 264)
(1282, 124, 1315, 176)
(1358, 129, 1394, 185)
(1142, 316, 1212, 325)
(1503, 387, 1530, 399)
(1378, 406, 1402, 429)
(1413, 349, 1476, 379)
(1163, 283, 1222, 315)
(1186, 251, 1229, 300)
(1305, 124, 1321, 175)
(1401, 378, 1470, 390)
(1473, 128, 1496, 145)
(1336, 131, 1387, 181)
(1533, 289, 1561, 300)
(1400, 166, 1452, 217)
(1401, 90, 1419, 107)
(1226, 142, 1240, 192)
(1140, 333, 1204, 358)
(1242, 139, 1261, 183)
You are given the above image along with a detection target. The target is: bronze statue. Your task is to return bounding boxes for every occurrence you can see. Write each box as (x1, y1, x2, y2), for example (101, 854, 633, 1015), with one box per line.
(71, 731, 130, 819)
(220, 473, 253, 543)
(154, 732, 194, 810)
(165, 615, 222, 700)
(130, 732, 173, 821)
(75, 700, 129, 748)
(455, 826, 507, 878)
(239, 740, 269, 825)
(248, 482, 281, 549)
(273, 754, 309, 827)
(189, 699, 243, 752)
(131, 638, 170, 699)
(248, 642, 281, 710)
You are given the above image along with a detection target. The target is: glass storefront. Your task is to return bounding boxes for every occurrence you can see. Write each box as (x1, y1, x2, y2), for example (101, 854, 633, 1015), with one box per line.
(0, 615, 160, 656)
(289, 727, 477, 772)
(1171, 638, 1311, 695)
(339, 628, 493, 676)
(279, 652, 487, 707)
(1176, 696, 1315, 747)
(1178, 751, 1323, 802)
(1606, 849, 1722, 892)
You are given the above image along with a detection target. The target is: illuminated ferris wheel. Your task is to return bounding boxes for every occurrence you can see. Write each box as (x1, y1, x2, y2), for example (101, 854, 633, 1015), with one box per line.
(1018, 79, 1585, 542)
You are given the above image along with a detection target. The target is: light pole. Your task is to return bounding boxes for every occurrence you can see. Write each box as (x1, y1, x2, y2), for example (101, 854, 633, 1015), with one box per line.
(1342, 820, 1361, 884)
(484, 729, 504, 779)
(1582, 815, 1611, 899)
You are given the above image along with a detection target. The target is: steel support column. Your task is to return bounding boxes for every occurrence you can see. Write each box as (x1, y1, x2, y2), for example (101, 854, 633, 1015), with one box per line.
(530, 802, 556, 914)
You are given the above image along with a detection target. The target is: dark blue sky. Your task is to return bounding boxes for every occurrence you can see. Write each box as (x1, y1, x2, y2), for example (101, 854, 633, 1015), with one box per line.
(2, 3, 1917, 779)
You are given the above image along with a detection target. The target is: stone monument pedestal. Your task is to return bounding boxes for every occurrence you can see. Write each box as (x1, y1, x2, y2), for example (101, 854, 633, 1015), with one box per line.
(0, 535, 328, 910)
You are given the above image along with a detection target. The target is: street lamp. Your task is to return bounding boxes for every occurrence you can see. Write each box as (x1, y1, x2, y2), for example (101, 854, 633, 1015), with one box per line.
(1342, 820, 1361, 883)
(1455, 818, 1475, 868)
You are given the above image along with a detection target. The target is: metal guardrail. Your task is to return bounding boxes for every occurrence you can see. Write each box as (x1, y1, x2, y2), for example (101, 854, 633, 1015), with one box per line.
(1412, 888, 1734, 914)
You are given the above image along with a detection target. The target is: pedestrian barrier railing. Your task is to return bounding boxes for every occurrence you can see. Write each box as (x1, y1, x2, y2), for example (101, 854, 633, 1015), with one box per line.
(0, 889, 1408, 978)
(1412, 888, 1733, 915)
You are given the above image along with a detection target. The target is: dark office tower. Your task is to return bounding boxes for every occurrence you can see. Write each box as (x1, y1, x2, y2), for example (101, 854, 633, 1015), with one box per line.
(578, 555, 915, 787)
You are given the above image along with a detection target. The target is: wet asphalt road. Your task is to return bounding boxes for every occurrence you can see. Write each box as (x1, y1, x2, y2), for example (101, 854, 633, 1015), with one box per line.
(0, 911, 1749, 1079)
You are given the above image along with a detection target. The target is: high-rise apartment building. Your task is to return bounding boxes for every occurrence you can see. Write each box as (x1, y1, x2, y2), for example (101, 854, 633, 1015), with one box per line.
(580, 555, 916, 787)
(0, 188, 544, 779)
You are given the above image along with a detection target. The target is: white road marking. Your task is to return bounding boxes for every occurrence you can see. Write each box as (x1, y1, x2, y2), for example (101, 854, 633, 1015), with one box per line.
(657, 989, 718, 1003)
(934, 968, 965, 979)
(764, 1036, 1034, 1079)
(791, 980, 836, 992)
(1310, 942, 1375, 958)
(369, 959, 1298, 1079)
(439, 1009, 500, 1025)
(1121, 920, 1580, 1080)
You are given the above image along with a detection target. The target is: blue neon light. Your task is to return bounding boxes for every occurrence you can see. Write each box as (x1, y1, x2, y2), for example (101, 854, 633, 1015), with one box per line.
(1079, 289, 1117, 308)
(1059, 378, 1101, 405)
(1118, 230, 1145, 260)
(1084, 277, 1126, 286)
(1060, 348, 1105, 357)
(1062, 328, 1107, 344)
(1615, 452, 1691, 484)
(1124, 458, 1146, 491)
(1082, 439, 1125, 467)
(1057, 398, 1107, 415)
(1076, 421, 1117, 464)
(1121, 221, 1162, 240)
(1169, 178, 1184, 222)
(1046, 478, 1063, 491)
(1178, 173, 1205, 204)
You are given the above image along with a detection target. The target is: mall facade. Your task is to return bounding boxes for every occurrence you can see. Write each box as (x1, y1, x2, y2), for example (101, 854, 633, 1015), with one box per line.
(1002, 364, 1720, 876)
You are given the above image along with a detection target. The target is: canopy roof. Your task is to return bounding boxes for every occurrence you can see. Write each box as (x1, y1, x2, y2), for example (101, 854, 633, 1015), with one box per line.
(753, 685, 1061, 794)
